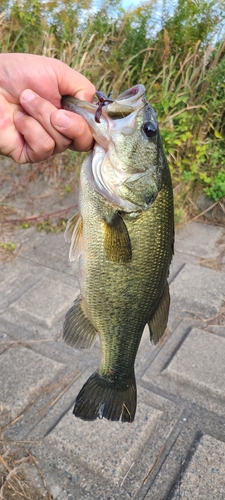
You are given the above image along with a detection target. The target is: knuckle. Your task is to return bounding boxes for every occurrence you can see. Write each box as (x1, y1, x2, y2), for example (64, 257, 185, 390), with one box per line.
(89, 83, 96, 96)
(61, 136, 72, 148)
(83, 83, 96, 100)
(54, 139, 72, 155)
(76, 118, 87, 136)
(40, 135, 55, 155)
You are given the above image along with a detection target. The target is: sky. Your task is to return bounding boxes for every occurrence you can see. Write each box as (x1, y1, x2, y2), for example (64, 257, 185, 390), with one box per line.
(121, 0, 143, 8)
(93, 0, 149, 12)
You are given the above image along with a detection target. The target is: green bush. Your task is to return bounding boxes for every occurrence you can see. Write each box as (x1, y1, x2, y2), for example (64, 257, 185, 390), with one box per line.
(204, 172, 225, 201)
(0, 0, 225, 203)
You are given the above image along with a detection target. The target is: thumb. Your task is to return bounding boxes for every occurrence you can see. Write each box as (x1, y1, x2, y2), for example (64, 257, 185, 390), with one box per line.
(51, 61, 96, 151)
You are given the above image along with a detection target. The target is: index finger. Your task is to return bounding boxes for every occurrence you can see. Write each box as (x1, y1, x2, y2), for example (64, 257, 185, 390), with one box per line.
(53, 61, 96, 102)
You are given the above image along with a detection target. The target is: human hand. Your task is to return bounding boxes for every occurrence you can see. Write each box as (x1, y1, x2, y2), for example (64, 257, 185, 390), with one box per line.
(0, 53, 95, 163)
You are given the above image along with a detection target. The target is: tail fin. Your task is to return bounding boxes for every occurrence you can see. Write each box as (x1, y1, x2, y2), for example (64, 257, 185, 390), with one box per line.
(73, 371, 136, 422)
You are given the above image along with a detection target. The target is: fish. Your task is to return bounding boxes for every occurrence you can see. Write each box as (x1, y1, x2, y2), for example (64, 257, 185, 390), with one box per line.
(61, 84, 174, 422)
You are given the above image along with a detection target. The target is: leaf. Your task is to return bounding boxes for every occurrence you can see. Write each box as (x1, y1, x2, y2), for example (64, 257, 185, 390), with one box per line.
(214, 130, 223, 139)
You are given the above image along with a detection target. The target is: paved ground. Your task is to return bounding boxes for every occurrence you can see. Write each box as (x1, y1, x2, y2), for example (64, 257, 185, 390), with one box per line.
(0, 218, 225, 500)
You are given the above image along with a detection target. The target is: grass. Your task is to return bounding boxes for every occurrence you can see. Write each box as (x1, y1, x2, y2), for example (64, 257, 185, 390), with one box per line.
(0, 0, 224, 228)
(0, 442, 53, 500)
(0, 367, 81, 499)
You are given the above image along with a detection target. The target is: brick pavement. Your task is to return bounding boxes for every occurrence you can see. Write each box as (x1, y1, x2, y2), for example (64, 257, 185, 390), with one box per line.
(0, 220, 225, 499)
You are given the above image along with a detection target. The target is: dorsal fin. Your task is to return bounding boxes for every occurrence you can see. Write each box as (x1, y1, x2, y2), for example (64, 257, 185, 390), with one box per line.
(148, 282, 170, 344)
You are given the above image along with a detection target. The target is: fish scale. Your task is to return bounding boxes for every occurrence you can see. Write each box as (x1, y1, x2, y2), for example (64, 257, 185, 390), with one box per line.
(62, 85, 174, 422)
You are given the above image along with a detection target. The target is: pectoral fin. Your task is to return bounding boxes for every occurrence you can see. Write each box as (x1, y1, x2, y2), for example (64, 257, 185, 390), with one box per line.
(63, 295, 97, 349)
(103, 214, 132, 264)
(64, 213, 79, 242)
(64, 214, 83, 262)
(148, 282, 170, 344)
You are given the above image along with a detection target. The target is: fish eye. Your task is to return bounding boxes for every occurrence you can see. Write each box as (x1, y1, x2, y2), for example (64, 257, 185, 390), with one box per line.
(142, 122, 157, 138)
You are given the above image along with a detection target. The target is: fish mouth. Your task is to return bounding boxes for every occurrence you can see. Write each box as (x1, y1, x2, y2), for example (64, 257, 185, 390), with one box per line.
(107, 84, 146, 115)
(62, 84, 145, 113)
(61, 84, 146, 147)
(61, 85, 156, 213)
(116, 84, 145, 100)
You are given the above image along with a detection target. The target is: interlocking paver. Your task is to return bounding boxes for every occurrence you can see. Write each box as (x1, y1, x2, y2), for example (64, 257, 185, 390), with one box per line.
(170, 262, 225, 317)
(6, 275, 77, 328)
(171, 434, 225, 499)
(1, 264, 79, 334)
(175, 221, 223, 259)
(165, 328, 225, 399)
(47, 397, 162, 484)
(0, 220, 225, 499)
(0, 346, 64, 422)
(0, 257, 43, 310)
(21, 231, 77, 274)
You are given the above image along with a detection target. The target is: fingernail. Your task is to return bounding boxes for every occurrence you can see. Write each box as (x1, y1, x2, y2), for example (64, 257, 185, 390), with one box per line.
(54, 111, 71, 129)
(21, 89, 37, 102)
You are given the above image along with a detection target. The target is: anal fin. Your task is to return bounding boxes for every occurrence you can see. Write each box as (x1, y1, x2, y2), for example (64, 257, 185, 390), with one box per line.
(148, 281, 170, 344)
(63, 296, 97, 349)
(103, 213, 132, 264)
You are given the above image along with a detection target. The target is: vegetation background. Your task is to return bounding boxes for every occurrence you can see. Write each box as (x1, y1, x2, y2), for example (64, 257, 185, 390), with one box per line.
(0, 0, 225, 227)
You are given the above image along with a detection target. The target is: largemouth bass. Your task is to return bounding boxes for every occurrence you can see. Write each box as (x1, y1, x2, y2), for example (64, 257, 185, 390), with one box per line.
(62, 85, 174, 422)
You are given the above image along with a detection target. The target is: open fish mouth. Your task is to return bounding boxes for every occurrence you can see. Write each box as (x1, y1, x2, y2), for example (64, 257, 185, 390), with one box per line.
(106, 84, 146, 112)
(62, 84, 145, 111)
(62, 85, 160, 212)
(61, 84, 147, 144)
